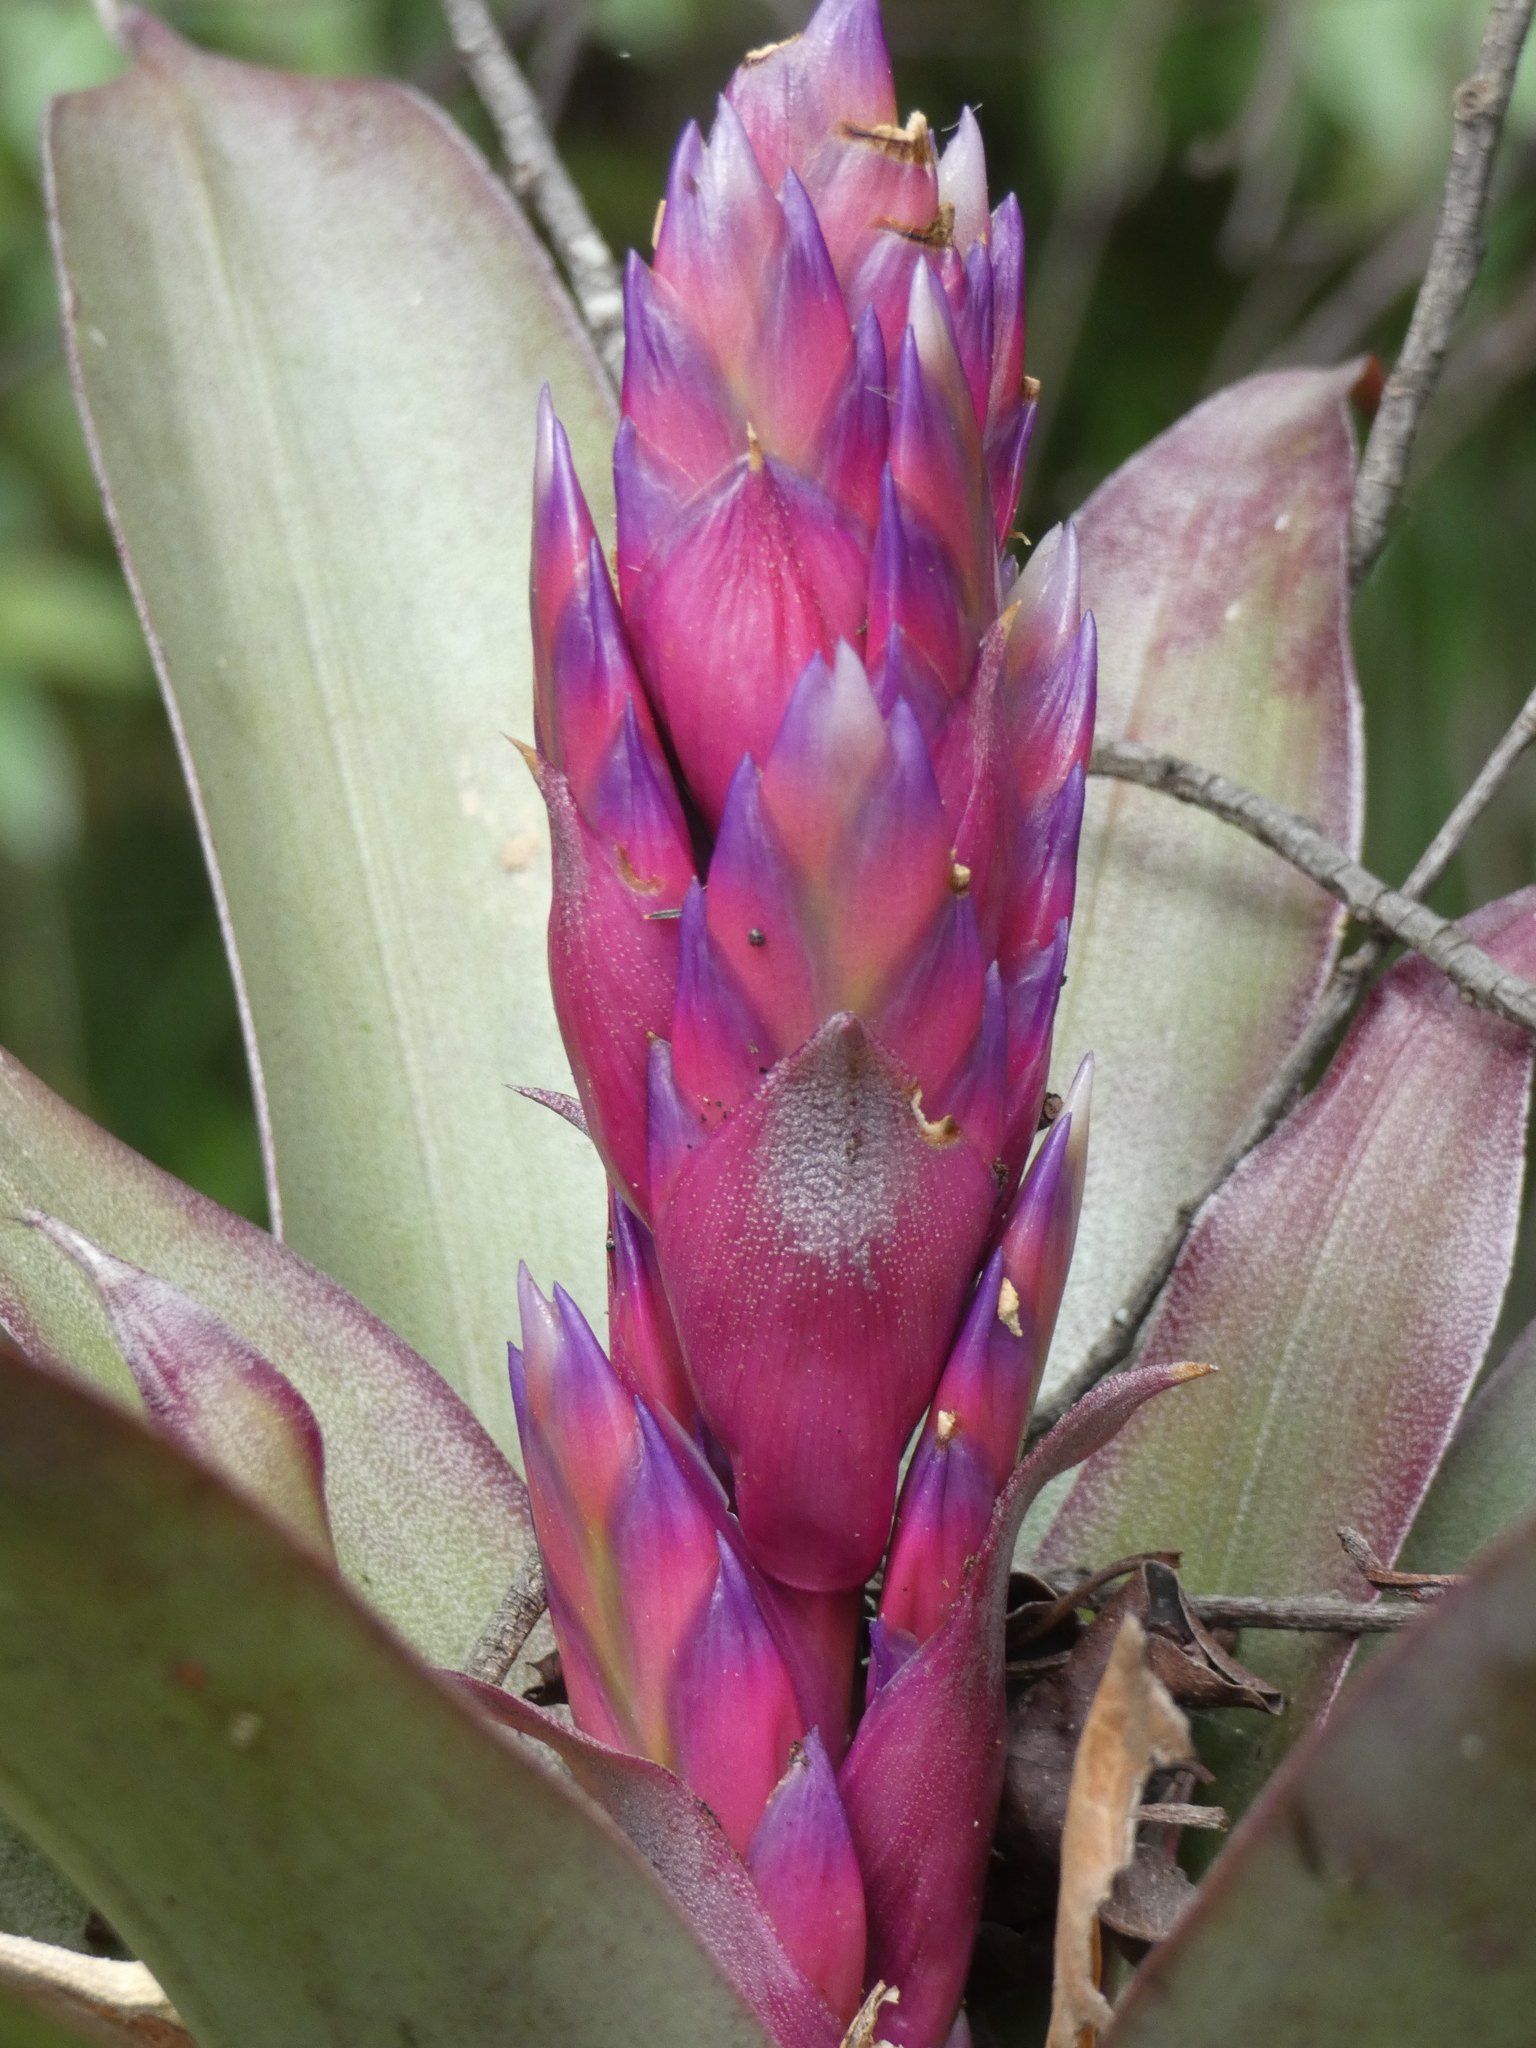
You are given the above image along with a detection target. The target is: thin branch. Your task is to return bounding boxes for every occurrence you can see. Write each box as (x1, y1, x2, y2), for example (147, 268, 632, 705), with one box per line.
(1400, 680, 1536, 898)
(1136, 1801, 1228, 1829)
(463, 1550, 547, 1685)
(1089, 739, 1536, 1034)
(1031, 680, 1536, 1436)
(437, 0, 624, 386)
(1183, 1594, 1421, 1634)
(1337, 1524, 1463, 1597)
(1348, 0, 1535, 585)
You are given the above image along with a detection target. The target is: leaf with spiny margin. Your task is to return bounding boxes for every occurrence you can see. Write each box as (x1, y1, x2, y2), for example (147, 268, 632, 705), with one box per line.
(0, 1045, 531, 1669)
(0, 1346, 774, 2048)
(1044, 368, 1366, 1412)
(45, 12, 613, 1454)
(1042, 889, 1536, 1814)
(1100, 1499, 1536, 2048)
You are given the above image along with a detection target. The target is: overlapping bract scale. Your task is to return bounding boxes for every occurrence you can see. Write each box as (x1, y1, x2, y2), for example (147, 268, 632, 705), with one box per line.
(515, 0, 1105, 2035)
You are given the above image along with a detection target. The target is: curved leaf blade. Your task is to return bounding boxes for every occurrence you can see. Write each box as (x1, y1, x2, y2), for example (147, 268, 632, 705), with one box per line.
(0, 1044, 531, 1669)
(1102, 1500, 1536, 2048)
(0, 1347, 771, 2048)
(1043, 890, 1536, 1804)
(45, 15, 614, 1451)
(1045, 367, 1365, 1403)
(1398, 1315, 1536, 1572)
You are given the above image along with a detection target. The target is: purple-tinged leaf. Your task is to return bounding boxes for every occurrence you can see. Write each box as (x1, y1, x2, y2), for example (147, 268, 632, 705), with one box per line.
(23, 1214, 332, 1557)
(1100, 1499, 1536, 2048)
(0, 1046, 531, 1667)
(1043, 367, 1367, 1412)
(840, 1360, 1208, 2047)
(458, 1680, 842, 2048)
(1043, 889, 1536, 1809)
(47, 17, 615, 1448)
(0, 1345, 777, 2048)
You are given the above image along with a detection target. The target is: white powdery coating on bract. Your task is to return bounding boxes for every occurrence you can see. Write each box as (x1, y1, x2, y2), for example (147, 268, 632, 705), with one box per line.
(756, 1024, 928, 1290)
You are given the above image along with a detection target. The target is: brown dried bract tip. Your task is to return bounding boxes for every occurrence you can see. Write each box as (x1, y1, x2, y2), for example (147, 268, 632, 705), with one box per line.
(840, 1982, 900, 2048)
(743, 33, 798, 64)
(1038, 1091, 1064, 1129)
(746, 421, 765, 472)
(507, 735, 544, 783)
(934, 1408, 959, 1445)
(651, 197, 666, 250)
(909, 1088, 960, 1148)
(949, 858, 972, 894)
(997, 1277, 1024, 1338)
(1023, 375, 1042, 403)
(888, 202, 955, 249)
(841, 111, 934, 167)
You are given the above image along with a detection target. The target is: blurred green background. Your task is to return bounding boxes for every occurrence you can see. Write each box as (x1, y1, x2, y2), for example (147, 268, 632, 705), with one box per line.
(2, 0, 1534, 1303)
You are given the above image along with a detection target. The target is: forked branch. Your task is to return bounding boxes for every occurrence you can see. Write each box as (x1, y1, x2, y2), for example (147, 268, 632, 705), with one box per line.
(1089, 738, 1536, 1034)
(1033, 676, 1536, 1435)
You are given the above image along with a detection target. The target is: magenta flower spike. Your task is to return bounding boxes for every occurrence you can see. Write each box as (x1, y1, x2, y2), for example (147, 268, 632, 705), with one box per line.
(747, 1730, 868, 2022)
(1000, 1052, 1093, 1377)
(510, 1267, 818, 1843)
(606, 1187, 697, 1437)
(875, 1250, 1031, 1650)
(877, 1056, 1092, 1646)
(670, 1534, 806, 1855)
(530, 390, 695, 1215)
(513, 1, 1119, 2030)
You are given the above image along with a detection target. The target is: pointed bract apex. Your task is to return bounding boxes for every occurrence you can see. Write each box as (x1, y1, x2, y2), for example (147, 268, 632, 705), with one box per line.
(23, 1212, 332, 1556)
(607, 1190, 698, 1436)
(1001, 1051, 1092, 1380)
(879, 1247, 1034, 1645)
(671, 1535, 806, 1856)
(747, 1728, 867, 2022)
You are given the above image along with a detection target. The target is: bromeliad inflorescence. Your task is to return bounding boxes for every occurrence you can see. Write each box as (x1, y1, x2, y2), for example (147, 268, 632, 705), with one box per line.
(516, 1, 1109, 2036)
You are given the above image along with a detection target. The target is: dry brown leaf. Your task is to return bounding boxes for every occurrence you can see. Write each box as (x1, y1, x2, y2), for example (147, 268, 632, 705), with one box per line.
(1045, 1616, 1193, 2048)
(0, 1932, 193, 2047)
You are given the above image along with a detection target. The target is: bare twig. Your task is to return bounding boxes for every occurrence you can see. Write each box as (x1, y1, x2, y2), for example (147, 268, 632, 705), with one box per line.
(1184, 1594, 1421, 1634)
(1400, 679, 1536, 900)
(437, 0, 624, 385)
(463, 1551, 547, 1685)
(1337, 1524, 1464, 1598)
(1031, 680, 1536, 1436)
(1137, 1801, 1228, 1829)
(1089, 739, 1536, 1035)
(1349, 0, 1535, 584)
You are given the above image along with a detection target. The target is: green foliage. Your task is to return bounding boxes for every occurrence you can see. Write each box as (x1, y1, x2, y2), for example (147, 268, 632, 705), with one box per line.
(0, 1346, 774, 2048)
(48, 15, 614, 1448)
